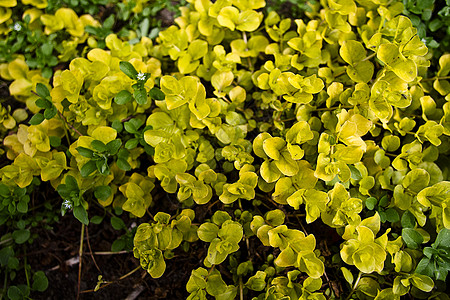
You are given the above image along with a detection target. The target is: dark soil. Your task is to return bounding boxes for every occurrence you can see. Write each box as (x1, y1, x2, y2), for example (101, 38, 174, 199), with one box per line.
(27, 209, 200, 300)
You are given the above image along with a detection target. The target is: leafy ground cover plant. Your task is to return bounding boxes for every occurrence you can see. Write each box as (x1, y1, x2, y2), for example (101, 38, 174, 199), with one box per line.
(1, 0, 450, 299)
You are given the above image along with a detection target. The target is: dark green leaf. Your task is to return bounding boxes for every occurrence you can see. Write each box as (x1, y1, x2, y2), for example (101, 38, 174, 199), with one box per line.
(76, 147, 94, 158)
(379, 195, 389, 207)
(94, 186, 112, 201)
(416, 257, 434, 277)
(103, 15, 115, 29)
(434, 228, 450, 249)
(119, 61, 138, 79)
(90, 216, 104, 224)
(124, 121, 137, 134)
(111, 216, 126, 230)
(80, 160, 97, 177)
(49, 136, 61, 147)
(111, 120, 123, 132)
(149, 87, 165, 100)
(106, 139, 122, 155)
(116, 158, 131, 171)
(0, 247, 14, 266)
(125, 138, 139, 149)
(114, 90, 133, 105)
(111, 239, 125, 252)
(73, 205, 89, 225)
(91, 140, 107, 152)
(32, 271, 48, 292)
(44, 106, 57, 119)
(65, 175, 79, 191)
(0, 184, 10, 197)
(12, 229, 30, 244)
(35, 98, 52, 109)
(385, 208, 400, 223)
(8, 286, 25, 300)
(117, 148, 130, 160)
(29, 113, 44, 125)
(61, 98, 71, 111)
(134, 88, 148, 105)
(96, 159, 110, 175)
(36, 83, 50, 99)
(17, 201, 28, 213)
(401, 211, 416, 229)
(402, 228, 424, 249)
(40, 43, 53, 56)
(84, 25, 100, 35)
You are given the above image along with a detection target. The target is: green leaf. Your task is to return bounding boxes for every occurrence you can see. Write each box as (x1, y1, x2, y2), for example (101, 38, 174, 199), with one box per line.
(341, 267, 354, 285)
(125, 138, 139, 149)
(35, 98, 52, 109)
(106, 139, 122, 155)
(401, 211, 416, 228)
(7, 286, 26, 300)
(76, 147, 94, 158)
(149, 87, 165, 100)
(12, 229, 30, 244)
(111, 239, 125, 252)
(32, 271, 48, 292)
(29, 113, 44, 125)
(365, 197, 378, 210)
(94, 186, 112, 201)
(90, 216, 104, 224)
(49, 136, 61, 147)
(119, 61, 138, 79)
(402, 228, 424, 249)
(91, 140, 108, 152)
(65, 175, 79, 191)
(134, 88, 148, 105)
(384, 208, 400, 223)
(73, 205, 89, 225)
(434, 228, 450, 249)
(114, 90, 133, 105)
(117, 158, 131, 171)
(110, 216, 126, 230)
(80, 160, 97, 177)
(17, 201, 28, 213)
(36, 83, 50, 99)
(44, 106, 57, 119)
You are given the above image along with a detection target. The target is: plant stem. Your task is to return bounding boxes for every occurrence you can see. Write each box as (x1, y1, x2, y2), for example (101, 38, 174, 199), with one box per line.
(421, 75, 450, 82)
(0, 238, 12, 246)
(24, 250, 30, 288)
(80, 266, 142, 293)
(345, 271, 362, 300)
(239, 276, 244, 300)
(1, 271, 8, 300)
(314, 105, 353, 111)
(362, 52, 377, 61)
(85, 226, 101, 272)
(77, 223, 85, 300)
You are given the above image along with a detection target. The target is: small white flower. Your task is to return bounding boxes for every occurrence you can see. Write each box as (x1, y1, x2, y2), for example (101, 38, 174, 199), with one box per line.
(13, 23, 22, 31)
(136, 72, 146, 81)
(63, 199, 72, 210)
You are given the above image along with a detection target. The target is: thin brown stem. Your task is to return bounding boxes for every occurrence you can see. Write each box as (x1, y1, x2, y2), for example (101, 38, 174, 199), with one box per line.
(77, 223, 85, 300)
(80, 266, 142, 293)
(85, 226, 101, 273)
